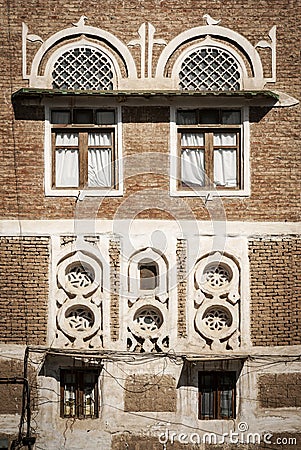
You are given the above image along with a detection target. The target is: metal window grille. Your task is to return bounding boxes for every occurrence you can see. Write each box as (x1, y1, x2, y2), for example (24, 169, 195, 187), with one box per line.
(61, 369, 99, 418)
(198, 371, 236, 419)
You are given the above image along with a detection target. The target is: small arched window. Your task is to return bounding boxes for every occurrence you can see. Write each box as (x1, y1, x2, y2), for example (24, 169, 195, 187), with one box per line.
(52, 46, 114, 90)
(179, 46, 241, 91)
(138, 260, 159, 290)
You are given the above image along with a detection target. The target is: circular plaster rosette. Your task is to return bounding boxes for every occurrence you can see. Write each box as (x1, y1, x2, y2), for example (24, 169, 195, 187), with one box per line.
(195, 252, 240, 299)
(57, 252, 101, 296)
(57, 296, 100, 341)
(195, 298, 238, 341)
(128, 297, 167, 340)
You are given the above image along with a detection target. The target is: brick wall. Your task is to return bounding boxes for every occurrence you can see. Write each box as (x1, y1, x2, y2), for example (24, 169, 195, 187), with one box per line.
(258, 373, 301, 408)
(249, 237, 301, 346)
(124, 374, 176, 412)
(0, 0, 299, 220)
(0, 237, 49, 345)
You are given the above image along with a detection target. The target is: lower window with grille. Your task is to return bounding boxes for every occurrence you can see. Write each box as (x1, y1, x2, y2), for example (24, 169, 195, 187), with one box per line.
(198, 371, 236, 420)
(60, 369, 99, 418)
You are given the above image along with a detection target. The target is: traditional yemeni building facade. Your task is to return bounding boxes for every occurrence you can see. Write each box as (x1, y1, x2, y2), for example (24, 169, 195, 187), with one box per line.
(0, 0, 300, 449)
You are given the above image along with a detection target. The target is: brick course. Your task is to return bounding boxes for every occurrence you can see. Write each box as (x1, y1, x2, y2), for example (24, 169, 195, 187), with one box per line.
(0, 237, 49, 345)
(249, 237, 301, 346)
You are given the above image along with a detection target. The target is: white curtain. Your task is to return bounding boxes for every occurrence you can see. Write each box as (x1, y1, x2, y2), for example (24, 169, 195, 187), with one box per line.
(55, 133, 79, 187)
(214, 132, 236, 147)
(88, 133, 112, 187)
(181, 150, 205, 186)
(181, 132, 204, 147)
(181, 132, 205, 186)
(213, 133, 237, 187)
(88, 132, 111, 146)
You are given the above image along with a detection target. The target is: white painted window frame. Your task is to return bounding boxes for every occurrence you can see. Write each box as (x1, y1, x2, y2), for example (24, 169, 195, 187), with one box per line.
(44, 102, 123, 197)
(170, 105, 250, 198)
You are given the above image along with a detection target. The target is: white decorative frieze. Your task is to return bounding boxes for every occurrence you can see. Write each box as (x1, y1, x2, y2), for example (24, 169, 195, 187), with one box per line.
(126, 248, 170, 352)
(55, 249, 104, 349)
(128, 22, 166, 79)
(22, 15, 280, 92)
(255, 26, 277, 83)
(194, 252, 240, 351)
(127, 295, 169, 352)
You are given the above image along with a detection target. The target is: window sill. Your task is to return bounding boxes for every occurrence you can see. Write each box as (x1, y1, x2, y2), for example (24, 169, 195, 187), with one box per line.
(45, 187, 124, 198)
(170, 188, 250, 198)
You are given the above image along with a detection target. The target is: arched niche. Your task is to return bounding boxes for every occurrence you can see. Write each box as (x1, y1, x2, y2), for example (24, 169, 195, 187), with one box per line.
(128, 247, 168, 297)
(27, 23, 137, 87)
(156, 25, 265, 89)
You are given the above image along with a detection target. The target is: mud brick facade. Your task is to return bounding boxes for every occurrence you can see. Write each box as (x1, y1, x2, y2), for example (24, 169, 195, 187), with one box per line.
(0, 237, 49, 345)
(124, 374, 176, 412)
(249, 237, 301, 346)
(0, 0, 300, 449)
(258, 373, 301, 408)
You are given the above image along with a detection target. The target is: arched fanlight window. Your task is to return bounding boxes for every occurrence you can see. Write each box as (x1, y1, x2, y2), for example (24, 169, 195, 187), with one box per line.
(52, 46, 114, 90)
(138, 260, 159, 290)
(179, 46, 241, 91)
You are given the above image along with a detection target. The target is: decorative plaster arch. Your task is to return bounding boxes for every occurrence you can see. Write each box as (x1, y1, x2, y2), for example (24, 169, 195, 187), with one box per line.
(44, 40, 122, 90)
(171, 38, 248, 90)
(195, 251, 240, 304)
(128, 247, 168, 297)
(194, 251, 241, 351)
(56, 241, 110, 295)
(57, 250, 103, 296)
(156, 25, 264, 88)
(28, 23, 137, 87)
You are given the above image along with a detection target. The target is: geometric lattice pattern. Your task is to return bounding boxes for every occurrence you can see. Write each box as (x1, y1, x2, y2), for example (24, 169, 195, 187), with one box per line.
(52, 47, 114, 90)
(134, 307, 163, 332)
(204, 264, 231, 288)
(66, 306, 94, 331)
(203, 307, 232, 331)
(179, 47, 240, 91)
(66, 265, 94, 288)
